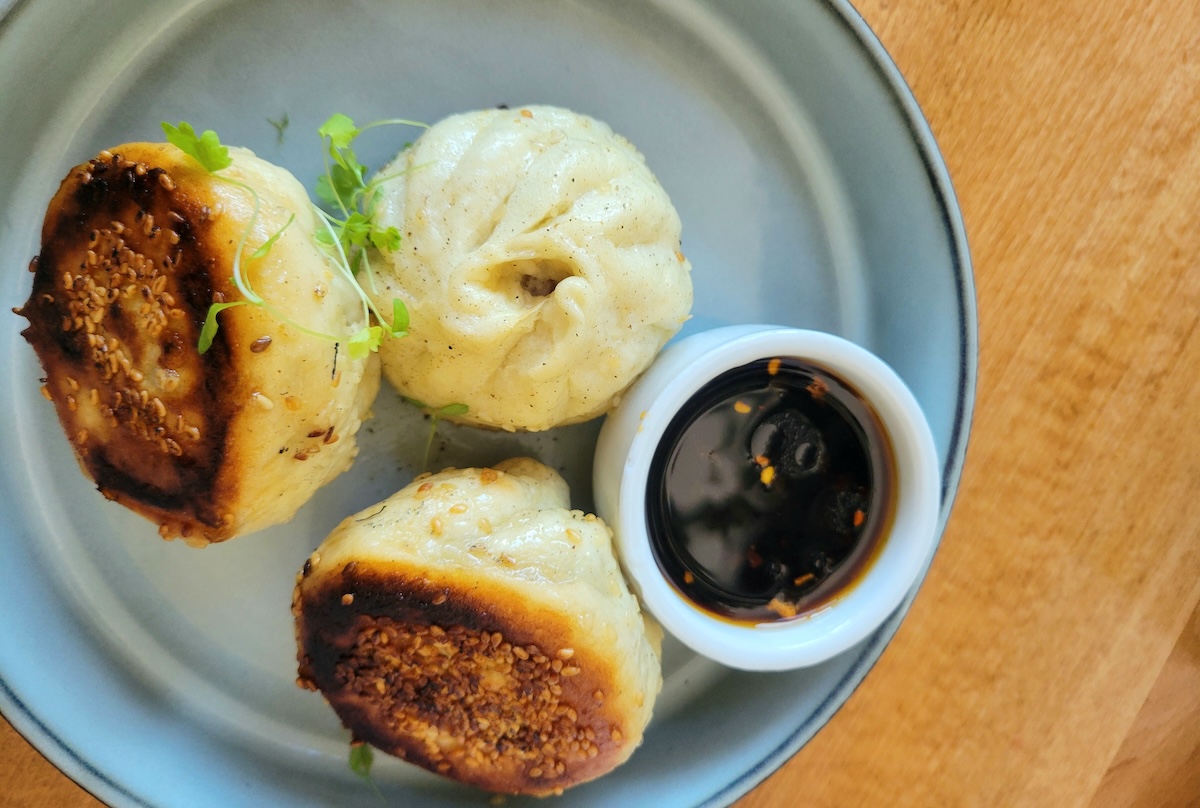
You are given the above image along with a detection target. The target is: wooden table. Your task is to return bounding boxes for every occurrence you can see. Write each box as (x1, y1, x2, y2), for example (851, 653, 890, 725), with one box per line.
(4, 0, 1198, 805)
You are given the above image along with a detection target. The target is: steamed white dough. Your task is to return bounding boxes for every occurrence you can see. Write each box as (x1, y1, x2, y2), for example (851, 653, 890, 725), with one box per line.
(366, 105, 693, 432)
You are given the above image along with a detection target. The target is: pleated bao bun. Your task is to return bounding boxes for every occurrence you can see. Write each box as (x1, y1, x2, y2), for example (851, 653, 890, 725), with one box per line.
(367, 105, 693, 432)
(18, 143, 380, 544)
(293, 458, 663, 795)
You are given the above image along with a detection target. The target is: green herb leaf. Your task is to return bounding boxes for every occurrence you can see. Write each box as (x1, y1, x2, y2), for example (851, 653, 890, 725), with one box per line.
(319, 113, 361, 153)
(438, 403, 469, 417)
(341, 213, 373, 248)
(316, 159, 367, 212)
(370, 225, 401, 253)
(161, 121, 232, 173)
(347, 325, 383, 360)
(267, 112, 289, 144)
(390, 298, 409, 335)
(198, 300, 248, 353)
(250, 214, 295, 260)
(349, 742, 373, 779)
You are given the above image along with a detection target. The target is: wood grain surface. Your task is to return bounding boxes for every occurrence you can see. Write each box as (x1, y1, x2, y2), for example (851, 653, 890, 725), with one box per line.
(3, 0, 1198, 806)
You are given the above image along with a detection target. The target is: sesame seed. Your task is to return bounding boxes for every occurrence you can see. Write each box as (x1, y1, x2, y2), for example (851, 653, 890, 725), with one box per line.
(450, 503, 468, 514)
(250, 336, 272, 353)
(430, 517, 444, 536)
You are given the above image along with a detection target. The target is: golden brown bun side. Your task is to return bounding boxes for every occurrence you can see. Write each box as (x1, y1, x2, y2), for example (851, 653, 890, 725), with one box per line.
(294, 560, 644, 796)
(17, 143, 377, 543)
(293, 461, 662, 795)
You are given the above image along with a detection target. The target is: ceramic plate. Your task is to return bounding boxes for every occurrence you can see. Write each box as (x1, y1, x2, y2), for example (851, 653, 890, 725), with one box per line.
(0, 0, 975, 805)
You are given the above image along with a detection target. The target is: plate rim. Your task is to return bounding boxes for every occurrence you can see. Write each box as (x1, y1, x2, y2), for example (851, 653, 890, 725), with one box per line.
(0, 0, 978, 805)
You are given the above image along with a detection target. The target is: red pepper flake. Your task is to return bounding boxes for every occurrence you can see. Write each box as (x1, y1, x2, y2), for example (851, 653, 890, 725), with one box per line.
(806, 377, 829, 401)
(767, 595, 799, 619)
(733, 400, 751, 414)
(683, 570, 695, 585)
(793, 572, 816, 587)
(853, 509, 866, 527)
(767, 358, 782, 376)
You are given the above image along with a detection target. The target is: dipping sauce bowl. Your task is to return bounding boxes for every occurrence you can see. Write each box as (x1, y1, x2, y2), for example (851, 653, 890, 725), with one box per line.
(593, 325, 940, 671)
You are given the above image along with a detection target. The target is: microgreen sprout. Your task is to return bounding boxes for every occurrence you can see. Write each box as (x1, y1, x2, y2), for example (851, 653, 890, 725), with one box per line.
(161, 120, 415, 358)
(405, 398, 469, 470)
(162, 121, 231, 172)
(268, 112, 289, 144)
(313, 114, 425, 289)
(349, 740, 373, 777)
(348, 740, 383, 798)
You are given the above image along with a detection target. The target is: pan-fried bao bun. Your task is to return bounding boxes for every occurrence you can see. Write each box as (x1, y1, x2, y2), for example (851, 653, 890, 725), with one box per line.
(17, 143, 380, 545)
(367, 105, 693, 432)
(293, 458, 663, 795)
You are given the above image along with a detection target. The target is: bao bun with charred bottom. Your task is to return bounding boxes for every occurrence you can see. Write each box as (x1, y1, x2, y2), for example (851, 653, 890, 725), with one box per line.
(293, 458, 662, 796)
(17, 143, 380, 545)
(366, 105, 694, 432)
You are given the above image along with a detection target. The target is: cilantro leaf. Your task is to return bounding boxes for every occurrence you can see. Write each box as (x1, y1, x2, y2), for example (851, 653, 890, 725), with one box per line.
(341, 213, 373, 248)
(198, 301, 248, 353)
(161, 121, 232, 172)
(369, 225, 401, 253)
(319, 113, 361, 153)
(438, 403, 469, 417)
(316, 159, 367, 213)
(267, 112, 289, 144)
(347, 325, 384, 359)
(390, 298, 409, 335)
(349, 742, 373, 779)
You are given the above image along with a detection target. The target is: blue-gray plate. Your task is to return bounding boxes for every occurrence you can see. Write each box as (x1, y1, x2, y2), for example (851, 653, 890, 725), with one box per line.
(0, 1, 975, 805)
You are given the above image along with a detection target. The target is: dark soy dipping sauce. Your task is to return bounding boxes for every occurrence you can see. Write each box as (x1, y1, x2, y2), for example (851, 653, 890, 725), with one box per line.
(647, 357, 896, 623)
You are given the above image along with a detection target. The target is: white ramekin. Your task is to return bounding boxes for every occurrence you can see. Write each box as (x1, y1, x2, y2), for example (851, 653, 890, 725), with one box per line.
(593, 325, 941, 671)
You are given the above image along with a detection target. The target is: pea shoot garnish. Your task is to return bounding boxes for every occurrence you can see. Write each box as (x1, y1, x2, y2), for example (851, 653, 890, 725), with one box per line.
(312, 113, 426, 297)
(267, 112, 289, 144)
(161, 119, 417, 359)
(349, 740, 373, 777)
(404, 397, 470, 470)
(348, 740, 383, 797)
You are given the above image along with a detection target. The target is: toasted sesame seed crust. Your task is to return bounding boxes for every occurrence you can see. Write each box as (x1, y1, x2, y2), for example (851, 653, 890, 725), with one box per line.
(294, 561, 632, 796)
(17, 148, 239, 539)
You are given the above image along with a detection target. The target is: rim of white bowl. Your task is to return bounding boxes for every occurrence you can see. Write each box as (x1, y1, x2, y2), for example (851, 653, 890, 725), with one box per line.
(614, 326, 941, 671)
